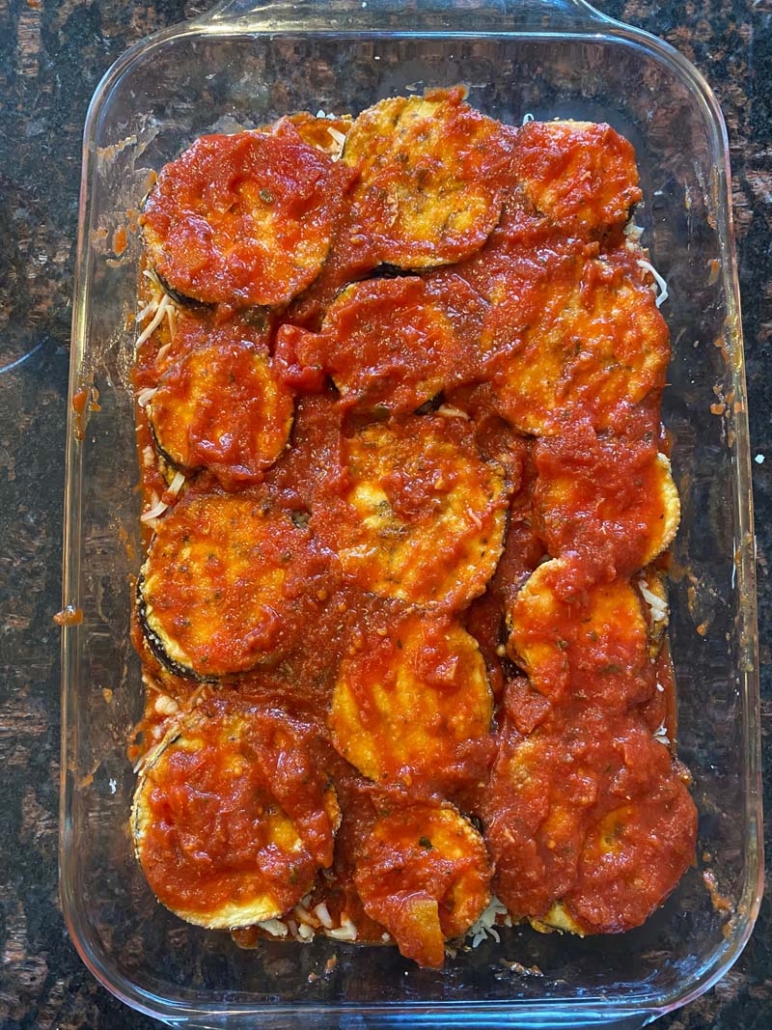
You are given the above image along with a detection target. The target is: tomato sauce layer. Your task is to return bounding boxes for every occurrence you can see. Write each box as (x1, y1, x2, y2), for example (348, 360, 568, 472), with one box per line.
(483, 694, 696, 931)
(276, 274, 488, 414)
(131, 95, 695, 966)
(141, 129, 352, 307)
(147, 315, 293, 487)
(139, 485, 335, 678)
(134, 697, 338, 927)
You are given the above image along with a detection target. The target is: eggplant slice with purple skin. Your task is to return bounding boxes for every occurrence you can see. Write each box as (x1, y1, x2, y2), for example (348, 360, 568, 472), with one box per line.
(140, 130, 345, 308)
(151, 270, 209, 310)
(145, 329, 294, 489)
(340, 90, 515, 269)
(138, 488, 326, 680)
(136, 574, 210, 682)
(132, 695, 341, 929)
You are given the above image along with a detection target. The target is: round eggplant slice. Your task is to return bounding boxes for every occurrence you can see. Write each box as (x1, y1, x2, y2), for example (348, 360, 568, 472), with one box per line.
(507, 558, 651, 710)
(139, 489, 325, 678)
(311, 414, 509, 610)
(280, 275, 487, 415)
(513, 120, 642, 232)
(141, 131, 343, 307)
(480, 247, 670, 435)
(564, 775, 696, 934)
(533, 424, 680, 575)
(482, 704, 696, 934)
(341, 89, 515, 268)
(132, 696, 340, 929)
(529, 903, 586, 936)
(353, 802, 492, 968)
(482, 721, 588, 923)
(153, 271, 209, 310)
(146, 323, 293, 488)
(329, 611, 493, 793)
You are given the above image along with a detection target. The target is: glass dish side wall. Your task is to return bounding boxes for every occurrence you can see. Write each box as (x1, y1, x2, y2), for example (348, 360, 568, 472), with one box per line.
(60, 13, 761, 1029)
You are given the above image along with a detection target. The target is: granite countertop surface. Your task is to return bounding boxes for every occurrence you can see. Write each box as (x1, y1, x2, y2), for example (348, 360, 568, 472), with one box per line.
(0, 0, 769, 1027)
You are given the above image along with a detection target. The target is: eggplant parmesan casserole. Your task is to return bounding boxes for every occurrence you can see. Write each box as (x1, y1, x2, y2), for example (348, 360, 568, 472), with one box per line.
(129, 88, 696, 969)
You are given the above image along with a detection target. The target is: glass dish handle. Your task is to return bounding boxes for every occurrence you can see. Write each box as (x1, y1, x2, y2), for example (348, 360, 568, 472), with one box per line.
(192, 0, 613, 33)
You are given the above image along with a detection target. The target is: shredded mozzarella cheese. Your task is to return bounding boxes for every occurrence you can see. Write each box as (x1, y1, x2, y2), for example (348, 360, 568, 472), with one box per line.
(166, 470, 186, 498)
(653, 723, 671, 747)
(638, 259, 669, 308)
(436, 404, 470, 420)
(469, 896, 511, 948)
(258, 918, 290, 938)
(155, 341, 171, 365)
(313, 901, 334, 929)
(141, 495, 169, 523)
(639, 579, 668, 623)
(294, 902, 320, 927)
(135, 269, 178, 346)
(136, 298, 160, 324)
(623, 221, 644, 251)
(327, 125, 346, 162)
(327, 914, 358, 941)
(136, 293, 172, 348)
(153, 694, 179, 717)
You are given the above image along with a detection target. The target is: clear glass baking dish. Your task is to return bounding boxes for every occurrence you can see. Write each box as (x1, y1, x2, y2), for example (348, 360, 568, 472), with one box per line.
(59, 0, 763, 1026)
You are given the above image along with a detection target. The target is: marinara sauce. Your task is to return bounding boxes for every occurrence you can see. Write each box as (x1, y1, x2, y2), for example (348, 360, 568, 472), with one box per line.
(129, 93, 696, 969)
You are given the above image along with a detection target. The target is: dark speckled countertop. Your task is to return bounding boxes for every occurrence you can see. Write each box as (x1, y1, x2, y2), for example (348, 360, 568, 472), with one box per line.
(0, 1, 769, 1027)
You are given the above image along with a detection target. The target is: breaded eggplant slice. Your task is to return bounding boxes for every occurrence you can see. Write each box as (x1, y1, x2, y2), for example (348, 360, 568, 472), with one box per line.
(482, 717, 589, 921)
(135, 298, 275, 391)
(132, 696, 340, 929)
(312, 414, 509, 609)
(276, 274, 487, 414)
(146, 317, 293, 488)
(141, 131, 344, 307)
(342, 89, 516, 268)
(529, 903, 585, 935)
(563, 764, 697, 934)
(354, 802, 492, 968)
(329, 611, 493, 793)
(514, 120, 642, 232)
(139, 488, 328, 678)
(481, 245, 670, 435)
(533, 423, 680, 574)
(482, 702, 696, 932)
(507, 558, 652, 709)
